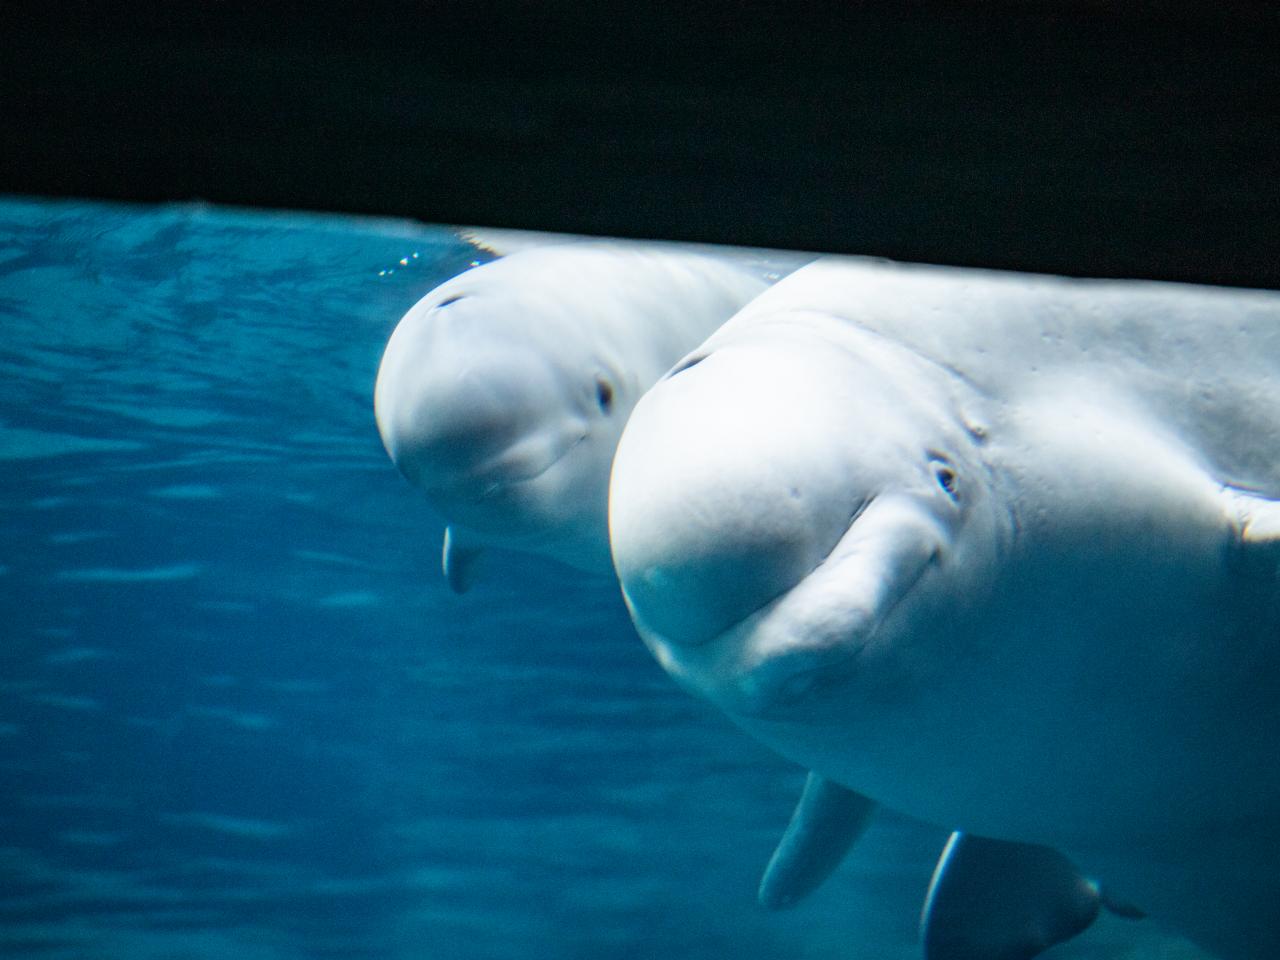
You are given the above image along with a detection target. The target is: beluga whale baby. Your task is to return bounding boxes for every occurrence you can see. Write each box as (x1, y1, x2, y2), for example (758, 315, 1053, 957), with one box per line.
(608, 256, 1280, 959)
(375, 236, 788, 591)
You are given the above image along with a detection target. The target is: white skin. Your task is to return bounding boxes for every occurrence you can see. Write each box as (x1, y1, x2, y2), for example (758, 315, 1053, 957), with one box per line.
(609, 257, 1280, 958)
(374, 243, 770, 576)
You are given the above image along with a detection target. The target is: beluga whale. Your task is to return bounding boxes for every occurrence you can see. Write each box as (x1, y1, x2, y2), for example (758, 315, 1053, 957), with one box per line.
(374, 236, 791, 591)
(608, 256, 1280, 958)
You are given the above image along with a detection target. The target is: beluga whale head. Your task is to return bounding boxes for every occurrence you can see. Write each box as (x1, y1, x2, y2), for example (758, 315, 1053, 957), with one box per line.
(375, 266, 607, 550)
(375, 242, 771, 589)
(609, 292, 1012, 723)
(615, 255, 1280, 958)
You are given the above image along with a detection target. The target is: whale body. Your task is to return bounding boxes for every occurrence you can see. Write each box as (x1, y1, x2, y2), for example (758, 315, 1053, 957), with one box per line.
(608, 256, 1280, 958)
(374, 241, 778, 589)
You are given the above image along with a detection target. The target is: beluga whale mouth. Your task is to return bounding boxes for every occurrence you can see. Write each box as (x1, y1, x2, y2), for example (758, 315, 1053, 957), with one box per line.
(609, 311, 1004, 719)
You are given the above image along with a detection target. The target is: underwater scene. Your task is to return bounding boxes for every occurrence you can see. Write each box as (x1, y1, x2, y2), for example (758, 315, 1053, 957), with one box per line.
(0, 197, 1218, 959)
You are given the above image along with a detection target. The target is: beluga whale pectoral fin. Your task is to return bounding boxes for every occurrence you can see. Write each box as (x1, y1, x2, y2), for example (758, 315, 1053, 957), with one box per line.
(442, 526, 484, 594)
(757, 772, 878, 910)
(921, 832, 1141, 960)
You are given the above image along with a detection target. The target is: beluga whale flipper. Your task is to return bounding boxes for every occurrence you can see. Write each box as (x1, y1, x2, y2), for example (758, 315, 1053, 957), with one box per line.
(921, 832, 1144, 960)
(757, 772, 877, 910)
(375, 236, 793, 590)
(608, 255, 1280, 958)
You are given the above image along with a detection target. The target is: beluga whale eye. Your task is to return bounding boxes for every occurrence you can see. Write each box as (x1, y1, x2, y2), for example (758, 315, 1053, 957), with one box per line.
(595, 376, 614, 413)
(931, 456, 960, 501)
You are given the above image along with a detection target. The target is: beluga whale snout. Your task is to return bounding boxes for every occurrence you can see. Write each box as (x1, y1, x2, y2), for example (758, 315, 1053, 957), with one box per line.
(610, 309, 1008, 718)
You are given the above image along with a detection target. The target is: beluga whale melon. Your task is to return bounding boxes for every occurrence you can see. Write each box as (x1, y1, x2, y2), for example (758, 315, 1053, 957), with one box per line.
(375, 234, 797, 591)
(608, 255, 1280, 958)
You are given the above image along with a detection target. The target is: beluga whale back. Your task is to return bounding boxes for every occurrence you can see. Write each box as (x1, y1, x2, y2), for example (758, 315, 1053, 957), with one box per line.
(375, 238, 786, 590)
(608, 256, 1280, 958)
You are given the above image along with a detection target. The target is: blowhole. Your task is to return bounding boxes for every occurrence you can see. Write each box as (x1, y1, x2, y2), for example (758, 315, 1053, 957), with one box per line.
(436, 294, 466, 308)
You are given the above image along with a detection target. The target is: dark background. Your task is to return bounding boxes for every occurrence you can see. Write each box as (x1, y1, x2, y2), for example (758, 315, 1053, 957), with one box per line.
(4, 2, 1278, 287)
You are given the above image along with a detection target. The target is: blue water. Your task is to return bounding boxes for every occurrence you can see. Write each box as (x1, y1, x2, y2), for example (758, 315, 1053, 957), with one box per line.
(0, 198, 1200, 959)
